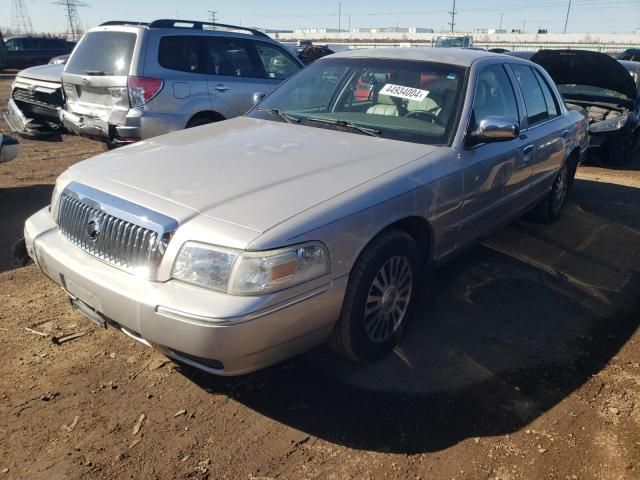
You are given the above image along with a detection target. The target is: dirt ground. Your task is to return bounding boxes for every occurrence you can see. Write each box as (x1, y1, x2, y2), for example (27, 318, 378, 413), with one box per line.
(1, 76, 639, 480)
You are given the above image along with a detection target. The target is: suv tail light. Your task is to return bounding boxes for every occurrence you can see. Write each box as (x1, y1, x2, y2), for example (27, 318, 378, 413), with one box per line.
(127, 76, 163, 107)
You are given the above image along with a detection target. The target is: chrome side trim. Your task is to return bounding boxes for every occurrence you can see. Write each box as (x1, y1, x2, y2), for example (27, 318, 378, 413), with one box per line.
(156, 283, 332, 326)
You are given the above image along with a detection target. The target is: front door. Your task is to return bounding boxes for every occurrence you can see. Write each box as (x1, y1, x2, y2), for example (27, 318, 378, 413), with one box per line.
(205, 37, 269, 117)
(457, 63, 531, 248)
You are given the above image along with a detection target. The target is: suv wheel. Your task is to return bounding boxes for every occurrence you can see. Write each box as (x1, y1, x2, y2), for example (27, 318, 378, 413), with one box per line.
(328, 230, 420, 362)
(186, 115, 218, 129)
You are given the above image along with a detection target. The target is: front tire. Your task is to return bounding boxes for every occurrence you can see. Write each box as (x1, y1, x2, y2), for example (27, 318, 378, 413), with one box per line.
(328, 230, 420, 362)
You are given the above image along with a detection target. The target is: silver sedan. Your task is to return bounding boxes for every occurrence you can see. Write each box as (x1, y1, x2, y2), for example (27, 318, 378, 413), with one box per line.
(25, 48, 589, 375)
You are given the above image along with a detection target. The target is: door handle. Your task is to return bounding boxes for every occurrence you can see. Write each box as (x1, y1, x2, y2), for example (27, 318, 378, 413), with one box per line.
(213, 85, 229, 92)
(522, 144, 535, 155)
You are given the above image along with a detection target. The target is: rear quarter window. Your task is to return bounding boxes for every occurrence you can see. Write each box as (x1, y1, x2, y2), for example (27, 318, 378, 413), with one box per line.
(65, 31, 136, 76)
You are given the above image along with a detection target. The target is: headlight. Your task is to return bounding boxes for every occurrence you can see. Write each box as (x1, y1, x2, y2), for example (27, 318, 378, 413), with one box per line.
(172, 241, 330, 295)
(590, 114, 628, 133)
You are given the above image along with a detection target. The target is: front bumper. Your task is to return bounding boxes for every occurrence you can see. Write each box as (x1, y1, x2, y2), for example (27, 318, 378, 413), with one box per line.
(4, 98, 60, 138)
(24, 207, 346, 375)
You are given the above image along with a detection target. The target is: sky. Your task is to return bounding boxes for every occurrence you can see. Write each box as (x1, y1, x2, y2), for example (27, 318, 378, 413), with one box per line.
(5, 0, 640, 35)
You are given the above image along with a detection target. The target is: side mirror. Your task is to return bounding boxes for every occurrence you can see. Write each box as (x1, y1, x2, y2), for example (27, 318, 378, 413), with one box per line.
(468, 116, 519, 145)
(252, 92, 267, 105)
(0, 134, 20, 164)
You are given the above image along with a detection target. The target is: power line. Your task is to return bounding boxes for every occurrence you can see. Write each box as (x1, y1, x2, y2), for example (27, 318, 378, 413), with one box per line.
(52, 0, 88, 41)
(223, 0, 639, 18)
(11, 0, 33, 34)
(448, 0, 457, 32)
(563, 0, 572, 33)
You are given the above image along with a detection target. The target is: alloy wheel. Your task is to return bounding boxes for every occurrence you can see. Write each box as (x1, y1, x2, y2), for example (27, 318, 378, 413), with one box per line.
(364, 255, 413, 343)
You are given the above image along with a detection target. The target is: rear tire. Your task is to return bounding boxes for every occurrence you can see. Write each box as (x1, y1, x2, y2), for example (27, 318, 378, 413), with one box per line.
(529, 160, 573, 223)
(328, 230, 420, 362)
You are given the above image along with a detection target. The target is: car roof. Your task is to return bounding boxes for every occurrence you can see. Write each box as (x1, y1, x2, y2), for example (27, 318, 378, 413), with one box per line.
(326, 47, 501, 67)
(88, 20, 274, 42)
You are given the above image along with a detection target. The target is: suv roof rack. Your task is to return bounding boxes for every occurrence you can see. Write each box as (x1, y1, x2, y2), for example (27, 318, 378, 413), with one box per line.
(148, 19, 270, 38)
(99, 21, 149, 27)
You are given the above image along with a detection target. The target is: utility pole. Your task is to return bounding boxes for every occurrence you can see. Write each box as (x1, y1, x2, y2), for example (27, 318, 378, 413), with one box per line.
(499, 13, 503, 30)
(52, 0, 88, 41)
(563, 0, 572, 33)
(348, 16, 351, 32)
(338, 2, 342, 32)
(208, 10, 218, 25)
(11, 0, 33, 34)
(522, 19, 526, 33)
(448, 0, 457, 33)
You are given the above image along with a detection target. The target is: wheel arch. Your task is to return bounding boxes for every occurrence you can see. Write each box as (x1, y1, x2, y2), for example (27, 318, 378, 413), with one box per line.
(185, 110, 226, 128)
(354, 215, 435, 271)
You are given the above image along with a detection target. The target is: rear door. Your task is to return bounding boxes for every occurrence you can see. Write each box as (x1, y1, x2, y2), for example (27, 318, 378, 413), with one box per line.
(6, 38, 27, 69)
(62, 29, 138, 124)
(508, 64, 566, 193)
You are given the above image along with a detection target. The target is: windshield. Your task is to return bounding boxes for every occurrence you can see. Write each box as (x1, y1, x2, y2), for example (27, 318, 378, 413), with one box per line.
(65, 31, 136, 76)
(557, 84, 632, 103)
(248, 57, 467, 146)
(435, 37, 465, 48)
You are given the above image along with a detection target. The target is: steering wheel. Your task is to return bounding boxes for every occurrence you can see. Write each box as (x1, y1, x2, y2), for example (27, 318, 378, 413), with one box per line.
(405, 110, 439, 123)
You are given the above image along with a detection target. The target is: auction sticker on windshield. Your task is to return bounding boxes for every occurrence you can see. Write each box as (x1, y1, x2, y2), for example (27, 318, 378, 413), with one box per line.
(379, 84, 429, 101)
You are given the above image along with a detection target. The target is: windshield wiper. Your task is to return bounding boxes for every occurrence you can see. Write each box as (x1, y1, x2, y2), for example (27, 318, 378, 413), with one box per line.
(83, 70, 110, 76)
(257, 108, 300, 124)
(307, 117, 381, 137)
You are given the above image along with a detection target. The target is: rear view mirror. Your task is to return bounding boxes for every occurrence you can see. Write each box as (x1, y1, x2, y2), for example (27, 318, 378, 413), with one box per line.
(252, 92, 267, 105)
(468, 116, 519, 145)
(0, 134, 20, 164)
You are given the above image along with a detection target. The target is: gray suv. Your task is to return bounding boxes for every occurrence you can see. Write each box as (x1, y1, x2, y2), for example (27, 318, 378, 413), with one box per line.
(59, 19, 304, 147)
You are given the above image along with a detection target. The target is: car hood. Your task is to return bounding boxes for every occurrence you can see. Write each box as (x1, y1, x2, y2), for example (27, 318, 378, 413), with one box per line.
(531, 49, 637, 100)
(69, 117, 438, 233)
(17, 63, 64, 83)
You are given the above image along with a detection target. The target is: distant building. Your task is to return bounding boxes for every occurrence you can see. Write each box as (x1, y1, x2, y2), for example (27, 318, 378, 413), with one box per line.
(262, 28, 294, 34)
(473, 28, 507, 34)
(351, 27, 434, 34)
(295, 27, 341, 34)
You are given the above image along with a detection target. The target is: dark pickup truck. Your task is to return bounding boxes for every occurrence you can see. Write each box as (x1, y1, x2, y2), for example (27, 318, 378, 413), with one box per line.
(4, 36, 74, 70)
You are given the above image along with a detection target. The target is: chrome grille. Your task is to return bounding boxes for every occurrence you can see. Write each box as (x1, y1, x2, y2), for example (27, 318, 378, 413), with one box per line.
(57, 193, 165, 276)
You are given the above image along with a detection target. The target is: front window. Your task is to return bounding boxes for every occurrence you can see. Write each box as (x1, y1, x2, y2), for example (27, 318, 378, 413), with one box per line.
(254, 43, 301, 80)
(248, 57, 467, 146)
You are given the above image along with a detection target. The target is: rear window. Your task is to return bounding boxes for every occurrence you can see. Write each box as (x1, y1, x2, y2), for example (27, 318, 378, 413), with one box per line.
(65, 31, 136, 76)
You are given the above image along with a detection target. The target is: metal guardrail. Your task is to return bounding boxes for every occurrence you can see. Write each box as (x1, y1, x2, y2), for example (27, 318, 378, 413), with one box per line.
(321, 41, 638, 53)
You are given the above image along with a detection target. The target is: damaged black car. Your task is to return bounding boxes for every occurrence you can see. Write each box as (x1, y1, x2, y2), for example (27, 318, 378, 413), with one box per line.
(3, 62, 64, 138)
(531, 49, 640, 166)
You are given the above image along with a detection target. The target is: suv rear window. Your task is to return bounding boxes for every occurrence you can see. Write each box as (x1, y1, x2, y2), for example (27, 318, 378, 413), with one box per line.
(66, 31, 136, 76)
